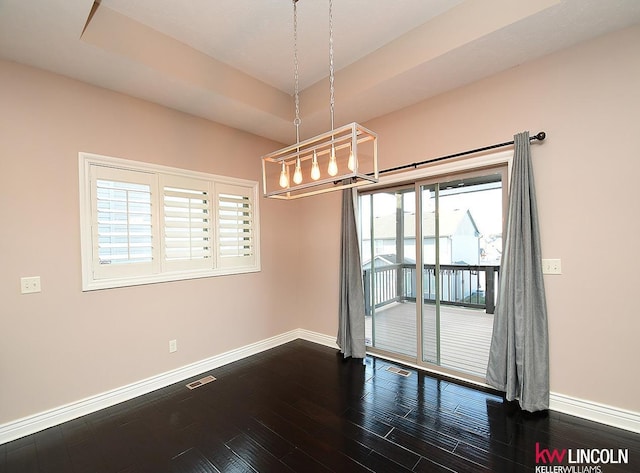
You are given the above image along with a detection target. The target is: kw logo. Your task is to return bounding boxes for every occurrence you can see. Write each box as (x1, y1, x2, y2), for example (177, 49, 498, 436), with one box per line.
(536, 443, 567, 464)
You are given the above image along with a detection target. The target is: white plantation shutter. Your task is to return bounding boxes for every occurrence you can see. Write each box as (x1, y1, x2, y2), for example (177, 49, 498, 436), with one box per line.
(90, 165, 159, 280)
(161, 176, 213, 271)
(216, 183, 256, 269)
(80, 153, 260, 290)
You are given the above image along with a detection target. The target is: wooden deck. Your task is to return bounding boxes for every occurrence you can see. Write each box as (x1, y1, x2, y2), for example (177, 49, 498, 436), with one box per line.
(365, 302, 494, 378)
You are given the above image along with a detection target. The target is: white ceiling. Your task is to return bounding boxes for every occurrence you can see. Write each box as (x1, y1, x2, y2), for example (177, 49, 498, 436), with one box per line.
(1, 0, 640, 144)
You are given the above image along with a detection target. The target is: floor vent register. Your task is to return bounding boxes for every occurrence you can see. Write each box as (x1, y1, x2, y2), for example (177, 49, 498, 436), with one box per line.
(186, 375, 217, 390)
(386, 366, 411, 377)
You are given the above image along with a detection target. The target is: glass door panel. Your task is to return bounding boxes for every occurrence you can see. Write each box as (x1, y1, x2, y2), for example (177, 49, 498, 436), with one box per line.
(361, 189, 416, 358)
(420, 171, 503, 377)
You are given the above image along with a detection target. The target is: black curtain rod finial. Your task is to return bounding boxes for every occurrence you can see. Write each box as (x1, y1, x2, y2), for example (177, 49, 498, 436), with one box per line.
(533, 131, 546, 141)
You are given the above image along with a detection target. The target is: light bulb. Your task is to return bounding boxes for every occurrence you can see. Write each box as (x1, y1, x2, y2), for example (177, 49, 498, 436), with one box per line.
(311, 150, 320, 180)
(347, 146, 356, 171)
(293, 156, 303, 184)
(279, 161, 289, 188)
(328, 146, 338, 176)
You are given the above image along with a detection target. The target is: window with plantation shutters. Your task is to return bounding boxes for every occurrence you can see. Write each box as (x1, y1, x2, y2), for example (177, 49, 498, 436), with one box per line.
(79, 152, 260, 290)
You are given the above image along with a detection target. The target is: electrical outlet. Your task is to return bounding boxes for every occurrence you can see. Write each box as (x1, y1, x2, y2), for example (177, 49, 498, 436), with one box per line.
(20, 276, 41, 294)
(542, 259, 562, 275)
(169, 339, 177, 353)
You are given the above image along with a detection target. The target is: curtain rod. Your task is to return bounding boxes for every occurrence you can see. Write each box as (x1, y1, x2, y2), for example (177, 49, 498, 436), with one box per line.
(375, 131, 546, 176)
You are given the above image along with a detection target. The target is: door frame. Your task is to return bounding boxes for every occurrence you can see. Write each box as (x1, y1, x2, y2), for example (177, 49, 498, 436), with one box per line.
(414, 165, 509, 383)
(359, 150, 513, 384)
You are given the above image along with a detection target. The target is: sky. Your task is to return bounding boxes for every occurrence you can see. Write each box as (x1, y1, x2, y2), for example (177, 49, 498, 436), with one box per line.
(362, 183, 503, 237)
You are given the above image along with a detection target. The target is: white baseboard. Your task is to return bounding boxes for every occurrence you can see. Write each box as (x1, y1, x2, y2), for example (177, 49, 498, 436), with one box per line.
(550, 392, 640, 434)
(0, 329, 301, 445)
(1, 329, 638, 445)
(296, 329, 339, 349)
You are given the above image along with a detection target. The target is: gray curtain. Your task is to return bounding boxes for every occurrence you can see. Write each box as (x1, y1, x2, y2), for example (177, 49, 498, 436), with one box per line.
(486, 131, 549, 412)
(336, 187, 366, 358)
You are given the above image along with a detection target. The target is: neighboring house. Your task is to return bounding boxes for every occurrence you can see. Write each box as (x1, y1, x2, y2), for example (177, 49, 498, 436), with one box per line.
(360, 208, 482, 265)
(361, 209, 486, 306)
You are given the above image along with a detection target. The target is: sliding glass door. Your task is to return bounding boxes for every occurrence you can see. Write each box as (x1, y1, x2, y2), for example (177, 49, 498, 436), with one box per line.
(360, 167, 506, 380)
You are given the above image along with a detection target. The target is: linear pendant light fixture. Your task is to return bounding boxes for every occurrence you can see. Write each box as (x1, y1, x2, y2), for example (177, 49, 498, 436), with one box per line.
(261, 0, 378, 200)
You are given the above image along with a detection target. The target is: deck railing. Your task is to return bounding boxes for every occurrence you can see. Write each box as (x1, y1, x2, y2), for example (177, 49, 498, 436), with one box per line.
(363, 263, 499, 315)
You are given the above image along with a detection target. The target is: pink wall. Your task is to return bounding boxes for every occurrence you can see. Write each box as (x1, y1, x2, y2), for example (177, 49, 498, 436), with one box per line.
(1, 24, 639, 427)
(297, 25, 640, 413)
(0, 60, 301, 424)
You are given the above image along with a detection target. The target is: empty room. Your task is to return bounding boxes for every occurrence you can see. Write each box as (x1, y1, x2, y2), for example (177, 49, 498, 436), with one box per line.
(1, 0, 640, 471)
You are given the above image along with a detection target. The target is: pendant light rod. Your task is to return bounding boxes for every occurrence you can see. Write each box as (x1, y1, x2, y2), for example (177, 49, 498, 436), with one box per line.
(373, 132, 546, 176)
(328, 0, 335, 132)
(293, 0, 301, 144)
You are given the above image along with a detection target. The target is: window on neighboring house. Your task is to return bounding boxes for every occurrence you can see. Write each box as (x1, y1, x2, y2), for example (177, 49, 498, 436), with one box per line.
(79, 152, 260, 290)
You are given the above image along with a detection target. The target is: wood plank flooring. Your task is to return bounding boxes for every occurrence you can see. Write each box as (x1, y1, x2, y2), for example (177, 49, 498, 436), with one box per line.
(2, 340, 639, 472)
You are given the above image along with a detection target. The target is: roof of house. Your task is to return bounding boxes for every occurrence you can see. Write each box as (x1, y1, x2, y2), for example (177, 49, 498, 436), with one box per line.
(362, 254, 417, 270)
(361, 208, 480, 239)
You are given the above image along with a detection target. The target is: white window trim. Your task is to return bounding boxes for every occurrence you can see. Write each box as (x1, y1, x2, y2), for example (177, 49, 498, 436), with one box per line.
(79, 152, 260, 291)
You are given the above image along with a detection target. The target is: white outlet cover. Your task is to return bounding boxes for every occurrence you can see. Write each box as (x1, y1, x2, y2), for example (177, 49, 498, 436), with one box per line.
(542, 259, 562, 275)
(20, 276, 41, 294)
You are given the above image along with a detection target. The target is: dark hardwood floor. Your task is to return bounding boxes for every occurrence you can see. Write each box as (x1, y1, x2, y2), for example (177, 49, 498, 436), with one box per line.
(1, 340, 639, 472)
